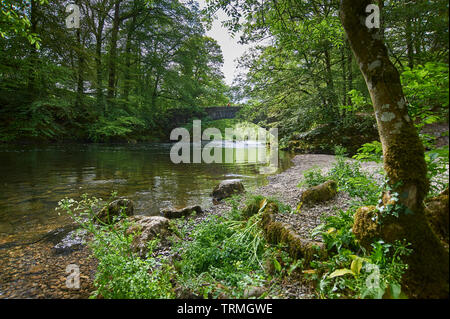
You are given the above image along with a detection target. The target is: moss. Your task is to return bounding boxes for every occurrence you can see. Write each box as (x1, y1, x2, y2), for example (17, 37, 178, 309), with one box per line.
(300, 180, 338, 205)
(352, 206, 380, 249)
(425, 188, 449, 247)
(383, 126, 429, 207)
(260, 202, 325, 264)
(241, 196, 266, 219)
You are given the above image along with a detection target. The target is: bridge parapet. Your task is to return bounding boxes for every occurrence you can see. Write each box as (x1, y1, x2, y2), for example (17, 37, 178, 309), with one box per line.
(203, 106, 242, 120)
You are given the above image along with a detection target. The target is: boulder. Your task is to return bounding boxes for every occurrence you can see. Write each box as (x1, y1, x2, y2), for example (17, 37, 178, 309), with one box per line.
(211, 179, 245, 203)
(352, 206, 380, 250)
(95, 199, 134, 224)
(161, 205, 203, 219)
(300, 180, 337, 205)
(52, 229, 88, 256)
(126, 215, 172, 258)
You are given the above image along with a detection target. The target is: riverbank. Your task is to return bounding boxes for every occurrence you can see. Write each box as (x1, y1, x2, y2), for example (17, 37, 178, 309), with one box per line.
(1, 153, 384, 299)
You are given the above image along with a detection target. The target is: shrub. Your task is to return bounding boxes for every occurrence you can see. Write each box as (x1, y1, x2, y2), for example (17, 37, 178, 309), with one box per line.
(57, 194, 175, 299)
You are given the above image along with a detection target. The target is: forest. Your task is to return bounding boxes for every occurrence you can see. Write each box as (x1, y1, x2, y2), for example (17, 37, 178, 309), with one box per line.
(0, 0, 229, 143)
(0, 0, 449, 302)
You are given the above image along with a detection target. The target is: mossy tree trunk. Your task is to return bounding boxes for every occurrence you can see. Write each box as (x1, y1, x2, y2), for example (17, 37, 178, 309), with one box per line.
(339, 0, 448, 298)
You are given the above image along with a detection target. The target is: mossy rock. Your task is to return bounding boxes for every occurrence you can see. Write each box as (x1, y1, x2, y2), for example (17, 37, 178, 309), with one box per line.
(211, 179, 245, 203)
(95, 199, 134, 224)
(241, 196, 266, 219)
(161, 205, 203, 219)
(300, 180, 338, 206)
(260, 202, 326, 264)
(352, 206, 380, 250)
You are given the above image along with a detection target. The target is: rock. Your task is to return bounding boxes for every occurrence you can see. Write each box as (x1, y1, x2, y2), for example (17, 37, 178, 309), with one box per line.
(95, 199, 134, 224)
(243, 286, 266, 299)
(126, 215, 172, 258)
(52, 229, 88, 256)
(352, 206, 380, 250)
(260, 200, 326, 264)
(161, 205, 203, 219)
(300, 180, 337, 205)
(211, 179, 245, 203)
(174, 286, 202, 299)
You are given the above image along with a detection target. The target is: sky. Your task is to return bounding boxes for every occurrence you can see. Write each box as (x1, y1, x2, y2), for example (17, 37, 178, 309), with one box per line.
(195, 0, 251, 86)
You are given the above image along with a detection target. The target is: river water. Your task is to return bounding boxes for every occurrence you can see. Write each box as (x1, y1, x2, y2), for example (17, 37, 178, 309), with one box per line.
(0, 142, 292, 245)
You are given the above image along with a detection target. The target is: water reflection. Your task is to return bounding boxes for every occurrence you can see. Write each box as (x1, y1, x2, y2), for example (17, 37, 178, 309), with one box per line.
(0, 143, 292, 241)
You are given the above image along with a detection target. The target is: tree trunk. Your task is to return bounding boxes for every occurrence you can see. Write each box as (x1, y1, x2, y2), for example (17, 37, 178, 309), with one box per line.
(323, 47, 337, 108)
(95, 18, 105, 113)
(107, 0, 121, 102)
(340, 0, 449, 298)
(340, 43, 347, 105)
(123, 14, 137, 102)
(75, 27, 84, 109)
(406, 18, 414, 69)
(346, 41, 353, 105)
(27, 0, 38, 97)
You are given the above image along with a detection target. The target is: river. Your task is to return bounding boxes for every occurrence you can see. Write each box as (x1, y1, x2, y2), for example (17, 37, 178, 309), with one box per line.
(0, 142, 293, 246)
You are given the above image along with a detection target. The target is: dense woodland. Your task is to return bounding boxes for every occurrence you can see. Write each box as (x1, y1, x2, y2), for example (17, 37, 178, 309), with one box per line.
(1, 0, 449, 300)
(0, 0, 448, 148)
(0, 0, 229, 142)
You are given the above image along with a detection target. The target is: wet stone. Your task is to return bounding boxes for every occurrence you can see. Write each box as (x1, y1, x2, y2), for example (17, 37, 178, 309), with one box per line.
(52, 229, 88, 256)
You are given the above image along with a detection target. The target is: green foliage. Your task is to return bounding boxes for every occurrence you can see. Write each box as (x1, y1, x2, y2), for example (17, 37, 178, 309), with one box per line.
(88, 116, 146, 142)
(0, 0, 47, 46)
(297, 166, 328, 188)
(175, 214, 267, 298)
(298, 149, 382, 206)
(174, 197, 297, 298)
(425, 146, 449, 196)
(0, 0, 230, 143)
(57, 194, 175, 299)
(339, 89, 371, 113)
(353, 141, 383, 163)
(401, 62, 449, 126)
(310, 209, 411, 299)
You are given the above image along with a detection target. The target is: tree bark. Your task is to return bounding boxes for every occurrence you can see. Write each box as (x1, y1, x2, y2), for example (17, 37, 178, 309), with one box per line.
(340, 42, 347, 105)
(340, 0, 449, 298)
(27, 0, 38, 97)
(123, 14, 137, 102)
(107, 0, 121, 102)
(75, 27, 84, 109)
(95, 11, 107, 113)
(405, 17, 414, 69)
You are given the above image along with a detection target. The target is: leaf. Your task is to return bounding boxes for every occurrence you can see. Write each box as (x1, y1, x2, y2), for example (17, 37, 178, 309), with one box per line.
(389, 283, 402, 299)
(328, 268, 354, 278)
(296, 202, 303, 214)
(273, 258, 281, 272)
(350, 258, 363, 276)
(258, 198, 268, 213)
(302, 269, 316, 275)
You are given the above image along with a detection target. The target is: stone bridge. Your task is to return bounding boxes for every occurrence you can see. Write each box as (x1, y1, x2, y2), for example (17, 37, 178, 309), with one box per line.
(203, 106, 242, 120)
(166, 106, 242, 126)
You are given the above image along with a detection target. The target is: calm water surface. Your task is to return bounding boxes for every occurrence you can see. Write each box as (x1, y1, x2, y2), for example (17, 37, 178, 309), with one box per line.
(0, 142, 292, 244)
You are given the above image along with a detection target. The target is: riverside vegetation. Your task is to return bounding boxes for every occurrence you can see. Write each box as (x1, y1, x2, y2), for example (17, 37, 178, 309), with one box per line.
(2, 0, 449, 299)
(57, 142, 448, 299)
